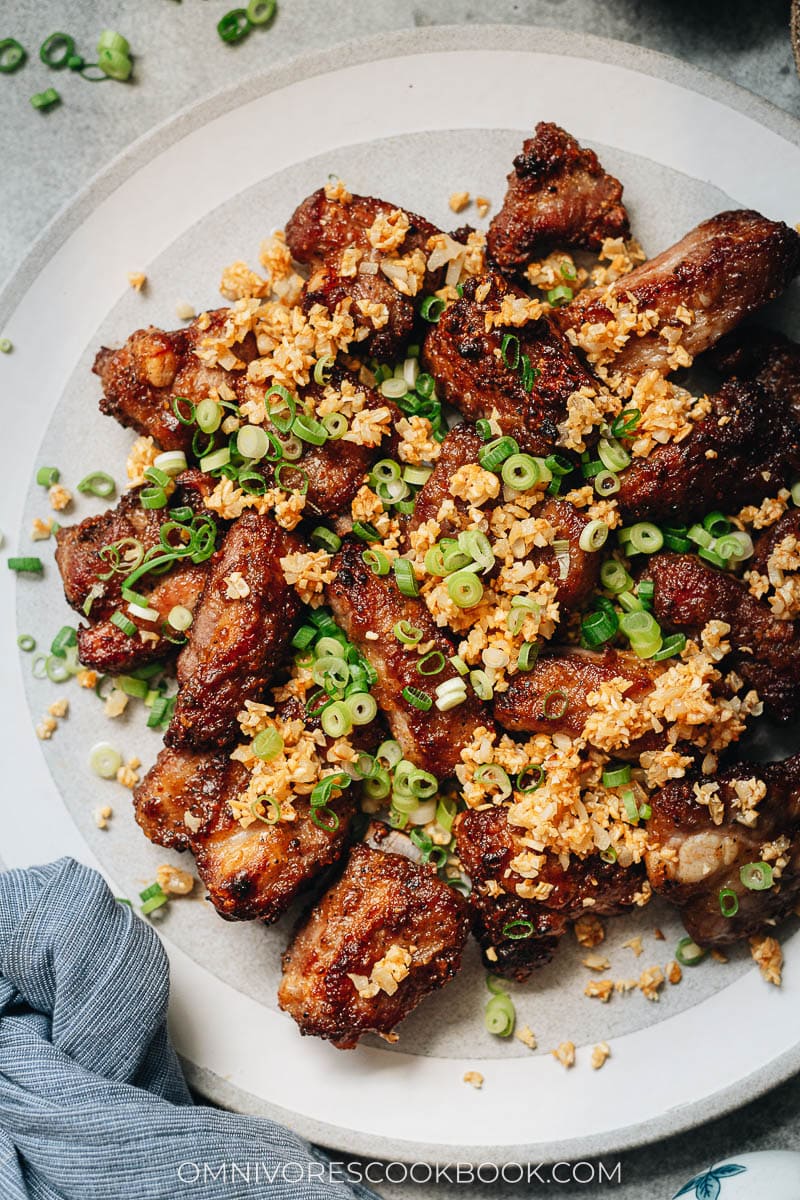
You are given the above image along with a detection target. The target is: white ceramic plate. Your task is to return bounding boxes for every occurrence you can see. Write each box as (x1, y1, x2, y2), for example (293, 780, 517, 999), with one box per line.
(2, 27, 800, 1166)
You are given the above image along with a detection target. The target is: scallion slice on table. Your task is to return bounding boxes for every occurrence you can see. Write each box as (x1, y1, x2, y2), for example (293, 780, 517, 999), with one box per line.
(77, 470, 117, 498)
(675, 937, 707, 967)
(140, 882, 168, 916)
(89, 742, 122, 779)
(17, 634, 36, 652)
(8, 557, 43, 573)
(31, 88, 61, 111)
(0, 39, 26, 73)
(484, 991, 515, 1037)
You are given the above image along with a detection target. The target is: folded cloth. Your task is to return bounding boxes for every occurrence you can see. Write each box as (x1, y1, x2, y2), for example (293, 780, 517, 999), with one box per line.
(0, 858, 379, 1200)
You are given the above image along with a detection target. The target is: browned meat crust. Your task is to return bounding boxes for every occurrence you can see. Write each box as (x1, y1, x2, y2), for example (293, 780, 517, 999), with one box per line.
(286, 188, 442, 360)
(494, 647, 662, 750)
(165, 513, 303, 750)
(752, 509, 800, 579)
(278, 836, 469, 1047)
(133, 745, 355, 922)
(421, 273, 595, 455)
(487, 122, 629, 273)
(648, 553, 800, 720)
(326, 539, 493, 777)
(555, 210, 800, 379)
(616, 346, 800, 524)
(77, 559, 208, 673)
(405, 425, 599, 609)
(94, 311, 257, 450)
(456, 805, 645, 980)
(646, 755, 800, 946)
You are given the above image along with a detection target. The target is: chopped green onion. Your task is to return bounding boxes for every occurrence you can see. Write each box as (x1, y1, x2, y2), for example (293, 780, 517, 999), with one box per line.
(393, 619, 422, 646)
(31, 88, 61, 111)
(474, 763, 512, 799)
(8, 557, 43, 574)
(602, 764, 631, 788)
(402, 685, 432, 711)
(698, 546, 727, 569)
(621, 789, 640, 824)
(619, 609, 662, 658)
(154, 452, 187, 478)
(36, 466, 60, 487)
(264, 386, 296, 433)
(651, 633, 686, 661)
(97, 46, 132, 81)
(475, 418, 493, 441)
(350, 521, 378, 543)
(716, 531, 753, 563)
(449, 655, 469, 676)
(110, 611, 137, 636)
(792, 480, 800, 507)
(415, 372, 435, 398)
(610, 408, 641, 438)
(218, 9, 252, 42)
(274, 463, 308, 494)
(140, 882, 168, 916)
(541, 689, 569, 720)
(703, 510, 730, 538)
(40, 32, 75, 68)
(313, 355, 335, 386)
(393, 557, 418, 597)
(637, 579, 655, 606)
(600, 560, 632, 594)
(372, 458, 401, 484)
(447, 570, 483, 608)
(50, 625, 77, 658)
(417, 650, 446, 676)
(377, 739, 403, 768)
(719, 888, 740, 918)
(235, 424, 269, 461)
(485, 991, 515, 1037)
(345, 692, 378, 726)
(740, 861, 774, 892)
(309, 526, 341, 554)
(546, 284, 573, 307)
(362, 548, 390, 576)
(17, 634, 36, 652)
(687, 523, 714, 549)
(579, 519, 609, 553)
(403, 465, 432, 487)
(90, 742, 122, 779)
(501, 333, 520, 369)
(675, 936, 707, 966)
(517, 641, 538, 671)
(379, 377, 409, 400)
(44, 654, 71, 683)
(457, 529, 494, 573)
(597, 435, 630, 473)
(581, 608, 618, 647)
(420, 295, 446, 323)
(663, 525, 692, 553)
(501, 453, 540, 491)
(246, 0, 277, 23)
(311, 806, 340, 833)
(639, 803, 652, 821)
(77, 470, 117, 498)
(502, 919, 534, 940)
(617, 589, 643, 613)
(516, 765, 545, 792)
(119, 675, 148, 699)
(625, 522, 664, 555)
(434, 679, 467, 711)
(470, 669, 493, 701)
(0, 39, 26, 73)
(479, 436, 518, 472)
(594, 469, 620, 496)
(250, 727, 283, 762)
(290, 412, 327, 446)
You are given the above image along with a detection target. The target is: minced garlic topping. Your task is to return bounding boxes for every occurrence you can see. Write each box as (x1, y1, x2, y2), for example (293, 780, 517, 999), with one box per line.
(347, 943, 414, 999)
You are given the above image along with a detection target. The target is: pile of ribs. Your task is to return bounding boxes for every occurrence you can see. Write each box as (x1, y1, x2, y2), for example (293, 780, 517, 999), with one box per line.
(54, 121, 800, 1048)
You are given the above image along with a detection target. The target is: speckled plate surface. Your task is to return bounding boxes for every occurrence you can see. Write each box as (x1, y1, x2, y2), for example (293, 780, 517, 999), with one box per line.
(1, 26, 800, 1166)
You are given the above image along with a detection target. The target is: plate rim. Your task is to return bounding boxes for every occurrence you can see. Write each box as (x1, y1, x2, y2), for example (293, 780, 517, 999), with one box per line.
(4, 24, 800, 1166)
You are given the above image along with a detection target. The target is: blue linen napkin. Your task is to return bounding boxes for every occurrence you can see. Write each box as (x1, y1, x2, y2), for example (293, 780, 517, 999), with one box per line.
(0, 857, 379, 1200)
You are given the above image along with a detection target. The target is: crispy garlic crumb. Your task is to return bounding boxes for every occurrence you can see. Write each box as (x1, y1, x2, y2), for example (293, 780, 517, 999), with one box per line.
(449, 191, 470, 214)
(36, 716, 58, 740)
(552, 1041, 576, 1069)
(574, 914, 605, 948)
(653, 928, 665, 941)
(584, 979, 614, 1003)
(94, 805, 113, 830)
(515, 1024, 537, 1050)
(157, 863, 195, 896)
(475, 196, 491, 218)
(104, 688, 129, 719)
(485, 945, 498, 963)
(324, 178, 351, 204)
(48, 698, 69, 719)
(224, 571, 251, 600)
(638, 965, 665, 1002)
(667, 961, 683, 986)
(348, 944, 414, 999)
(31, 517, 54, 541)
(77, 668, 98, 689)
(711, 949, 729, 964)
(48, 484, 72, 512)
(116, 757, 141, 790)
(463, 1070, 484, 1089)
(750, 934, 783, 986)
(581, 954, 611, 972)
(128, 272, 147, 292)
(175, 299, 196, 321)
(591, 1042, 611, 1071)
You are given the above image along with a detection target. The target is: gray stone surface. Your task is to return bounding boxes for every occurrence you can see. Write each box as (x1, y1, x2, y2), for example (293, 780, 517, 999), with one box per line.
(2, 3, 799, 1197)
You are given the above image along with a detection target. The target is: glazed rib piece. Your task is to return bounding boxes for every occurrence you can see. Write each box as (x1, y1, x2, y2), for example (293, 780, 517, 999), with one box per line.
(133, 744, 355, 923)
(77, 559, 208, 674)
(555, 210, 800, 379)
(165, 513, 303, 751)
(278, 830, 469, 1048)
(94, 310, 257, 451)
(487, 122, 630, 274)
(326, 538, 492, 778)
(494, 647, 663, 752)
(406, 422, 484, 539)
(456, 805, 645, 980)
(646, 755, 800, 946)
(286, 187, 443, 360)
(421, 273, 595, 455)
(616, 338, 800, 523)
(648, 552, 800, 720)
